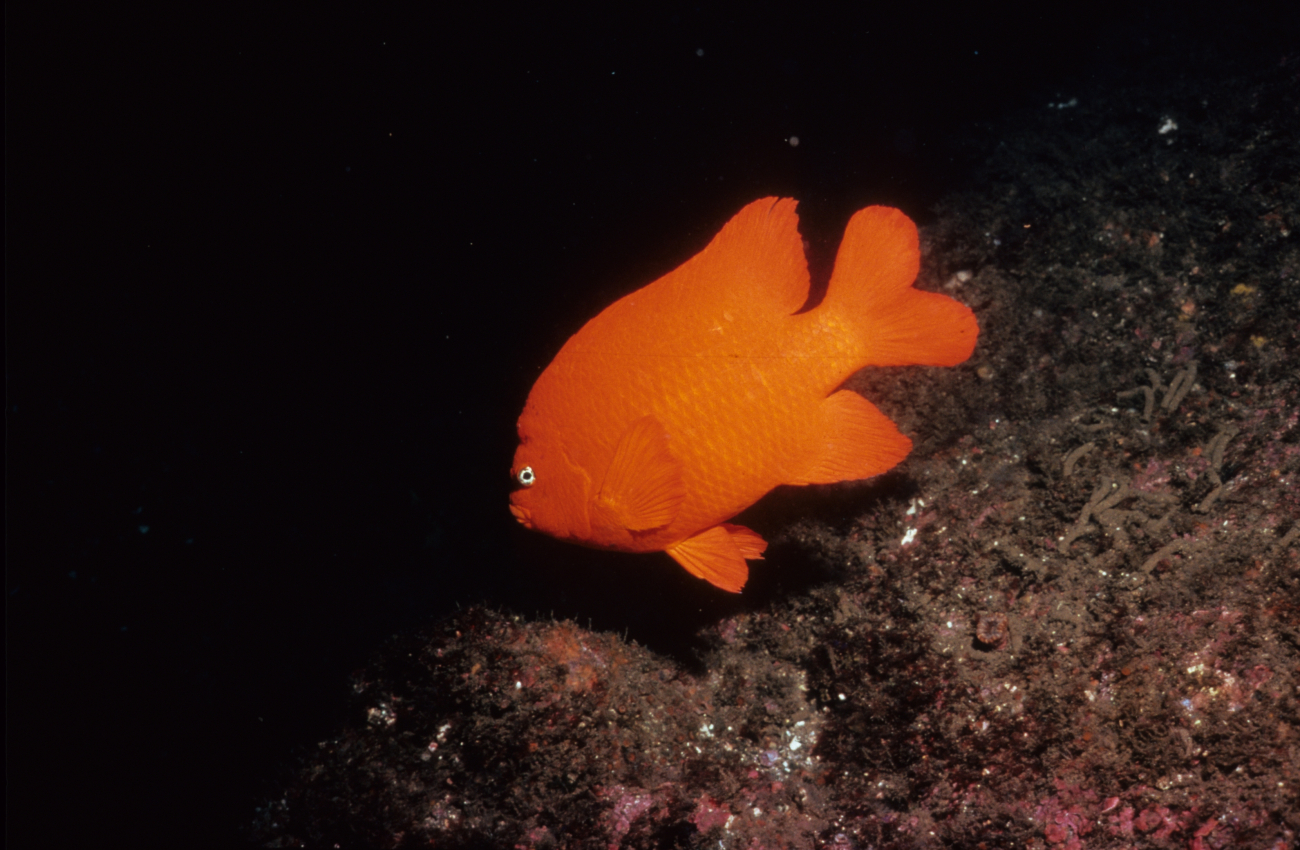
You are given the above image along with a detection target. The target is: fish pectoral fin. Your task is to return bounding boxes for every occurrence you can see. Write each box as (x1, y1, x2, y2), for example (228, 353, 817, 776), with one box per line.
(787, 390, 913, 485)
(594, 414, 687, 531)
(665, 524, 766, 593)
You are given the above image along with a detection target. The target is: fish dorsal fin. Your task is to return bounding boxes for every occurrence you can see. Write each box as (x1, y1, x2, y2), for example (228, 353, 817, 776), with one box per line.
(594, 415, 686, 531)
(680, 197, 809, 315)
(788, 390, 913, 485)
(665, 523, 767, 593)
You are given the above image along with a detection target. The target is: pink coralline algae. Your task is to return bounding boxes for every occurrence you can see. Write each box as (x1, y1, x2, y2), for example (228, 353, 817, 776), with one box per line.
(1034, 781, 1098, 849)
(690, 796, 732, 832)
(597, 785, 657, 849)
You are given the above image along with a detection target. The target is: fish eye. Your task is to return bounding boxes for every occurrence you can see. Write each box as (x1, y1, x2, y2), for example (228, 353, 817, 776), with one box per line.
(516, 466, 535, 487)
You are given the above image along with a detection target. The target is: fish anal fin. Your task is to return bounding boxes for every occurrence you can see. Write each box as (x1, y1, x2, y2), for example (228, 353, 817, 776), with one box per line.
(788, 390, 913, 485)
(594, 415, 686, 531)
(665, 524, 766, 593)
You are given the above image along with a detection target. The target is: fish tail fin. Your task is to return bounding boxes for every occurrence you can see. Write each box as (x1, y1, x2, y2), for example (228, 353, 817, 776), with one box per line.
(824, 206, 978, 367)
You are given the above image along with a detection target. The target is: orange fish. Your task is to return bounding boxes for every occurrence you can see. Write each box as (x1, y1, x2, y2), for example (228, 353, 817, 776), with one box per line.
(509, 198, 977, 592)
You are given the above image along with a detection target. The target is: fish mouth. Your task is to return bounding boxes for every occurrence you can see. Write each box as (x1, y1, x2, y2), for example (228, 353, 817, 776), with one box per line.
(509, 503, 533, 528)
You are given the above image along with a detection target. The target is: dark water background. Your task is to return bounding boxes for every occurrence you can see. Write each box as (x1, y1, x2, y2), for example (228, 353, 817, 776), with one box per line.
(9, 4, 1295, 845)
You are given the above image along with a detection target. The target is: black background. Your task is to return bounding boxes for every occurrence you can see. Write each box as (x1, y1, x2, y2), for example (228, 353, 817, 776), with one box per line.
(9, 4, 1295, 845)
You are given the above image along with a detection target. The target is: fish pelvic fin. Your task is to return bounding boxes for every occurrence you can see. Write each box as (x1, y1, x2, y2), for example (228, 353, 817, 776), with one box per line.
(825, 205, 979, 367)
(665, 523, 767, 593)
(788, 390, 913, 485)
(594, 415, 686, 532)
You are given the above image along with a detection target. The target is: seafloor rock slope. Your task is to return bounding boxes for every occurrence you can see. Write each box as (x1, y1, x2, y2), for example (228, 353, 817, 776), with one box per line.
(255, 56, 1299, 850)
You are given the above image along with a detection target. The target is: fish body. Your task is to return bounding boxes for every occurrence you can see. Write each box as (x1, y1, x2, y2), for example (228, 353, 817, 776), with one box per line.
(509, 197, 977, 592)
